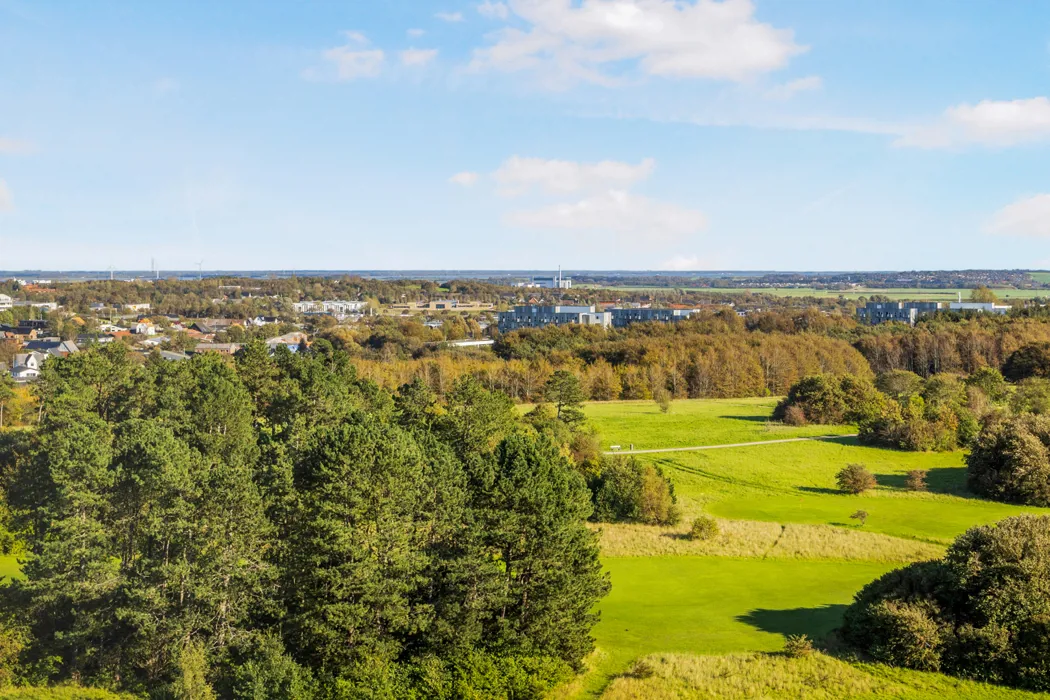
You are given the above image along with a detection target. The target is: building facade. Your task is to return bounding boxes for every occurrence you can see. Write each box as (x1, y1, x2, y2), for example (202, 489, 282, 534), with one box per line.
(498, 305, 610, 332)
(609, 307, 700, 328)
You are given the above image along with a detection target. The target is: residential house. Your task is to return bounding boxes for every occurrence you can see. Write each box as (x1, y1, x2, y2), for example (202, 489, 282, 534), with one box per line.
(0, 294, 13, 311)
(23, 339, 79, 357)
(190, 343, 242, 356)
(10, 352, 46, 382)
(123, 303, 152, 312)
(266, 331, 308, 353)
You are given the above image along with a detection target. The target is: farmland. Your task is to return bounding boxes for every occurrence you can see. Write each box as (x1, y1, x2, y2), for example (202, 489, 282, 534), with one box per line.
(580, 285, 1050, 301)
(571, 398, 1048, 699)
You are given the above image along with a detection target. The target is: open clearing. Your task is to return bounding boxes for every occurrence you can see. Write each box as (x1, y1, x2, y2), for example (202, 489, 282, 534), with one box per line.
(572, 398, 1048, 699)
(584, 398, 854, 451)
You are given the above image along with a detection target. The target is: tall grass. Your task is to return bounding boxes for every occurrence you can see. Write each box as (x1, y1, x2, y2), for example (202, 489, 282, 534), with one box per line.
(601, 652, 1050, 700)
(593, 519, 943, 562)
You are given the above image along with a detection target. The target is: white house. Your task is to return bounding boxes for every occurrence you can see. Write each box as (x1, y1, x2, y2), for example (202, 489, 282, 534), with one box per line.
(10, 352, 46, 382)
(0, 294, 12, 311)
(132, 322, 157, 335)
(123, 303, 152, 312)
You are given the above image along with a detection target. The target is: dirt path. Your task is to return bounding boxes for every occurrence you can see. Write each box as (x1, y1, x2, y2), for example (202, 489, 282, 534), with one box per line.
(602, 434, 858, 455)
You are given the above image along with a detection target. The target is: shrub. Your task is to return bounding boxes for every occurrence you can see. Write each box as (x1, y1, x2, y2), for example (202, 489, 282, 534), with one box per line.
(782, 404, 807, 426)
(841, 516, 1050, 690)
(905, 469, 928, 492)
(627, 659, 656, 679)
(850, 510, 868, 527)
(689, 516, 719, 541)
(591, 456, 680, 525)
(654, 387, 672, 414)
(836, 464, 876, 495)
(784, 634, 815, 658)
(967, 415, 1050, 506)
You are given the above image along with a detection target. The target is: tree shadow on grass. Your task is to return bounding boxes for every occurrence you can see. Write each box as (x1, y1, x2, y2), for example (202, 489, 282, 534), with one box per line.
(797, 486, 844, 496)
(718, 415, 775, 423)
(736, 604, 849, 640)
(876, 467, 970, 497)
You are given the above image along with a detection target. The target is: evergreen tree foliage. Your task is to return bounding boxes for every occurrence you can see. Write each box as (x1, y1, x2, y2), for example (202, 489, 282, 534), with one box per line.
(0, 344, 608, 697)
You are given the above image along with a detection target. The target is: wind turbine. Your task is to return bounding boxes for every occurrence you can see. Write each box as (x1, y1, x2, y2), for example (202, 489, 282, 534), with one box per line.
(197, 260, 204, 281)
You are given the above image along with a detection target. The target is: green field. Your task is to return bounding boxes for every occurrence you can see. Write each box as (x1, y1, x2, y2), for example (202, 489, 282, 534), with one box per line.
(584, 398, 855, 450)
(580, 285, 1050, 301)
(571, 398, 1048, 699)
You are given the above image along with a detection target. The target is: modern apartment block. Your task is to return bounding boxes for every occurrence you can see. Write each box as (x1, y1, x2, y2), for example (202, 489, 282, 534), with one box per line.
(609, 307, 699, 328)
(498, 305, 709, 332)
(497, 305, 610, 332)
(857, 300, 1011, 325)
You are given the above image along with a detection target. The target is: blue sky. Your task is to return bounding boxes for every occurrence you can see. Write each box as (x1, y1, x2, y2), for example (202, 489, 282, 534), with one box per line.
(0, 0, 1049, 271)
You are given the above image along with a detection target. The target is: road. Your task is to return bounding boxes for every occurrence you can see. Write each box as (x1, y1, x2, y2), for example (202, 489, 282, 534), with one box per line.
(602, 434, 858, 456)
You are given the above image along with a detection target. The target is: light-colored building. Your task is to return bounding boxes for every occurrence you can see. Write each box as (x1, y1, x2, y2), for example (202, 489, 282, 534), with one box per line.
(13, 301, 59, 311)
(498, 305, 610, 332)
(949, 302, 1011, 315)
(123, 303, 152, 312)
(0, 294, 12, 311)
(609, 308, 702, 328)
(292, 300, 367, 315)
(857, 301, 944, 326)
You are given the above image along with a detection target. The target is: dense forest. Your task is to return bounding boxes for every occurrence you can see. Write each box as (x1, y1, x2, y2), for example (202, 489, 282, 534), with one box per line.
(0, 343, 612, 698)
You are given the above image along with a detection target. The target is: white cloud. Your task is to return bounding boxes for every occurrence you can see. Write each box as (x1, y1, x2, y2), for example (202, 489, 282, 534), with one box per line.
(470, 0, 805, 88)
(407, 28, 426, 37)
(765, 75, 822, 100)
(306, 32, 385, 81)
(0, 180, 12, 212)
(0, 138, 33, 154)
(478, 0, 509, 19)
(401, 48, 439, 67)
(436, 11, 464, 22)
(662, 254, 703, 271)
(898, 97, 1050, 148)
(987, 194, 1050, 238)
(507, 190, 706, 239)
(494, 156, 655, 195)
(449, 171, 480, 186)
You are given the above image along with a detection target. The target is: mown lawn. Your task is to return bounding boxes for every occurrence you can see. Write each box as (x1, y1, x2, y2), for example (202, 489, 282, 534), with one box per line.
(571, 399, 1050, 699)
(643, 438, 1040, 544)
(584, 398, 854, 451)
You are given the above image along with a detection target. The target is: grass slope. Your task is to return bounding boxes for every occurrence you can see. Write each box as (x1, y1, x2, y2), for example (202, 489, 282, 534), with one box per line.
(584, 398, 854, 451)
(577, 557, 891, 697)
(571, 398, 1050, 698)
(602, 652, 1050, 700)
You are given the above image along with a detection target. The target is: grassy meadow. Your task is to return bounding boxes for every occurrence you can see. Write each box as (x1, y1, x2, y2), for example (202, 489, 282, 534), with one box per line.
(568, 398, 1049, 699)
(584, 398, 854, 450)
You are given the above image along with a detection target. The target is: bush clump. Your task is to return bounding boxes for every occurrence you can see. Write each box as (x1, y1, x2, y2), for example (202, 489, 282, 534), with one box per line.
(836, 464, 876, 495)
(784, 634, 815, 658)
(840, 515, 1050, 690)
(967, 414, 1050, 506)
(590, 456, 681, 525)
(905, 469, 928, 492)
(689, 516, 720, 541)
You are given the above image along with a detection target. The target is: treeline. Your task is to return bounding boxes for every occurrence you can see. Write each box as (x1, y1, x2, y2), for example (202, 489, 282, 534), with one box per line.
(0, 343, 610, 697)
(348, 332, 871, 402)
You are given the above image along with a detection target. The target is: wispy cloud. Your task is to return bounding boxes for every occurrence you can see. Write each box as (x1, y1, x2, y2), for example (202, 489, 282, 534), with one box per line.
(407, 28, 426, 38)
(494, 156, 656, 196)
(507, 190, 706, 240)
(897, 97, 1050, 148)
(449, 171, 479, 186)
(765, 75, 823, 100)
(477, 1, 509, 19)
(987, 193, 1050, 238)
(436, 11, 464, 22)
(400, 48, 439, 67)
(469, 0, 805, 89)
(304, 31, 385, 82)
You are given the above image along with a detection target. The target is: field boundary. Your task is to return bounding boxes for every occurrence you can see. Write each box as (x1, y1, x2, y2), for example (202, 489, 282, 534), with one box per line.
(603, 434, 858, 455)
